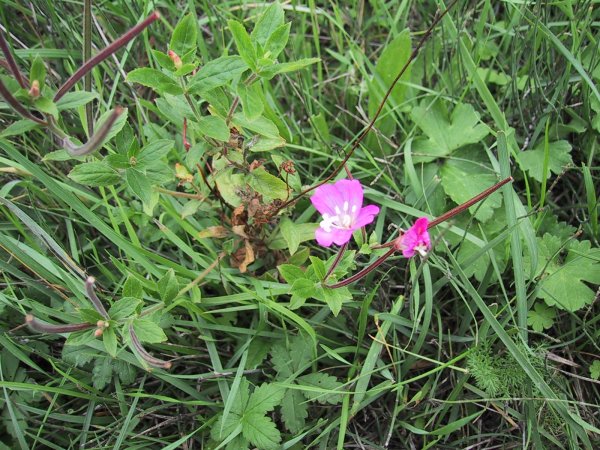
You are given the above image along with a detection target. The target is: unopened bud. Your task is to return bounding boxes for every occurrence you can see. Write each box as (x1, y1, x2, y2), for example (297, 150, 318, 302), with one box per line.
(29, 80, 40, 99)
(168, 50, 183, 70)
(94, 328, 104, 338)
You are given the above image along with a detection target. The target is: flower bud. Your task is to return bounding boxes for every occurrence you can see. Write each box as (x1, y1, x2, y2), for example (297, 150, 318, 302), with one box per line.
(168, 50, 182, 70)
(28, 80, 40, 99)
(94, 328, 104, 338)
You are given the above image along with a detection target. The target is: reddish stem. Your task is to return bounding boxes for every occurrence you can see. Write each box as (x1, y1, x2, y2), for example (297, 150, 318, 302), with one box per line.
(62, 106, 124, 156)
(129, 324, 172, 369)
(324, 243, 347, 282)
(85, 276, 110, 319)
(326, 247, 395, 289)
(25, 314, 93, 333)
(54, 11, 160, 101)
(0, 29, 28, 89)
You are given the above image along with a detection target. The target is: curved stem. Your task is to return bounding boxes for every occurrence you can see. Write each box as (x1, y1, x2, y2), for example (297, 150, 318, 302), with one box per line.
(327, 247, 396, 289)
(85, 276, 110, 319)
(54, 11, 160, 101)
(25, 314, 93, 333)
(323, 243, 347, 282)
(0, 29, 27, 88)
(0, 78, 46, 124)
(275, 0, 459, 213)
(62, 106, 124, 156)
(129, 324, 172, 369)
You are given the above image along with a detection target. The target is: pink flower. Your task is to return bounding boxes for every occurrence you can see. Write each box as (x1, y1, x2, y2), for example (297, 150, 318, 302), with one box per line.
(310, 179, 380, 247)
(395, 217, 431, 258)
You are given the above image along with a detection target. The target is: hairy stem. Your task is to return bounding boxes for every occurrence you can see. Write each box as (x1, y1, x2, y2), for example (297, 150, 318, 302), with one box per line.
(85, 276, 110, 319)
(0, 29, 27, 88)
(62, 106, 124, 156)
(129, 324, 172, 369)
(25, 314, 93, 333)
(327, 247, 396, 289)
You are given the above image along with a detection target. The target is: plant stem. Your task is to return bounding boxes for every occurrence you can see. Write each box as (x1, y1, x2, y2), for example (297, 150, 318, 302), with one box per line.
(0, 29, 27, 88)
(129, 324, 172, 369)
(25, 315, 93, 333)
(83, 0, 94, 136)
(84, 277, 110, 319)
(327, 247, 395, 288)
(324, 243, 347, 282)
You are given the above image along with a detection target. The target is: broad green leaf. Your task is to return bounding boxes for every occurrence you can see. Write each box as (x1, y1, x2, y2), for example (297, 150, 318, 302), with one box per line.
(188, 56, 248, 93)
(268, 223, 317, 250)
(525, 235, 600, 311)
(246, 383, 285, 414)
(158, 269, 178, 303)
(126, 68, 182, 95)
(96, 107, 129, 147)
(56, 91, 99, 111)
(237, 82, 264, 120)
(132, 318, 167, 343)
(33, 96, 58, 118)
(102, 327, 118, 358)
(0, 119, 40, 138)
(411, 101, 489, 161)
(297, 372, 343, 404)
(270, 334, 313, 376)
(123, 276, 144, 298)
(309, 256, 326, 280)
(440, 157, 502, 222)
(280, 217, 300, 255)
(242, 412, 281, 450)
(248, 136, 285, 152)
(152, 49, 176, 71)
(92, 358, 113, 390)
(264, 22, 291, 59)
(68, 162, 120, 186)
(290, 278, 316, 309)
(518, 140, 573, 182)
(29, 55, 46, 86)
(108, 297, 141, 321)
(213, 167, 244, 207)
(527, 303, 556, 332)
(196, 115, 230, 141)
(114, 360, 136, 385)
(251, 3, 284, 46)
(313, 285, 352, 316)
(248, 167, 288, 200)
(277, 264, 306, 284)
(228, 20, 257, 70)
(590, 361, 600, 380)
(170, 14, 197, 57)
(232, 113, 279, 138)
(258, 58, 319, 79)
(281, 389, 307, 433)
(136, 139, 174, 168)
(125, 168, 153, 205)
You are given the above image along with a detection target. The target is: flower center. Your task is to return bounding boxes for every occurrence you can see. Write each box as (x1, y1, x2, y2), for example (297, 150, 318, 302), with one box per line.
(320, 201, 358, 232)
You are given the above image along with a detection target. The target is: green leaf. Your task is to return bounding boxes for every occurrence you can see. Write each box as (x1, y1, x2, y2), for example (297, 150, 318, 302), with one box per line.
(228, 20, 257, 70)
(123, 276, 144, 298)
(108, 297, 141, 321)
(126, 68, 183, 95)
(0, 119, 40, 138)
(92, 358, 113, 390)
(248, 168, 289, 200)
(242, 412, 281, 450)
(264, 22, 291, 59)
(95, 107, 129, 147)
(248, 136, 285, 152)
(196, 115, 230, 141)
(232, 113, 279, 138)
(170, 14, 197, 57)
(411, 101, 490, 161)
(152, 50, 176, 71)
(56, 91, 99, 111)
(29, 55, 46, 86)
(590, 361, 600, 380)
(79, 308, 104, 324)
(68, 162, 120, 186)
(526, 302, 556, 332)
(102, 327, 118, 358)
(132, 318, 167, 343)
(114, 360, 136, 385)
(290, 278, 316, 309)
(440, 155, 502, 222)
(188, 56, 248, 93)
(314, 285, 352, 316)
(526, 235, 600, 311)
(277, 264, 306, 284)
(125, 168, 153, 205)
(246, 383, 285, 414)
(297, 372, 343, 404)
(158, 269, 178, 303)
(518, 140, 573, 182)
(258, 58, 320, 79)
(33, 96, 58, 118)
(237, 82, 264, 120)
(309, 256, 326, 280)
(136, 139, 174, 168)
(251, 3, 284, 47)
(271, 334, 313, 376)
(280, 217, 300, 255)
(281, 389, 307, 433)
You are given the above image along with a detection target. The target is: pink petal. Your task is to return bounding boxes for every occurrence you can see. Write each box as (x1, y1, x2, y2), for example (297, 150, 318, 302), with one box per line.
(315, 227, 335, 247)
(331, 228, 354, 246)
(353, 204, 380, 228)
(311, 183, 345, 216)
(399, 217, 431, 258)
(315, 226, 353, 247)
(335, 179, 364, 220)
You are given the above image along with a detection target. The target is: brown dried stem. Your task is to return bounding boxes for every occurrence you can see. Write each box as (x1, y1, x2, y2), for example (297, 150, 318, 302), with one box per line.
(25, 314, 93, 334)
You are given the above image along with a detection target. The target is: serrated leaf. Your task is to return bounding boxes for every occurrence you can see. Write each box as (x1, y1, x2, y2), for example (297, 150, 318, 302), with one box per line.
(55, 91, 99, 111)
(314, 285, 352, 316)
(114, 360, 136, 384)
(136, 139, 174, 169)
(108, 297, 141, 321)
(246, 383, 285, 414)
(125, 168, 153, 205)
(258, 58, 320, 79)
(440, 158, 502, 222)
(126, 68, 182, 95)
(527, 303, 556, 332)
(251, 3, 284, 47)
(248, 167, 288, 200)
(309, 256, 326, 280)
(92, 358, 113, 390)
(280, 217, 301, 255)
(271, 333, 312, 376)
(238, 82, 264, 120)
(281, 389, 307, 433)
(170, 14, 197, 57)
(518, 140, 573, 182)
(188, 56, 248, 93)
(132, 318, 167, 343)
(297, 372, 343, 404)
(196, 115, 230, 141)
(228, 20, 257, 70)
(241, 412, 281, 450)
(158, 269, 178, 303)
(102, 327, 118, 358)
(278, 264, 306, 284)
(264, 22, 291, 59)
(526, 235, 600, 311)
(68, 162, 120, 186)
(62, 344, 96, 366)
(123, 276, 144, 298)
(33, 96, 58, 118)
(290, 278, 316, 309)
(152, 49, 176, 71)
(411, 101, 490, 161)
